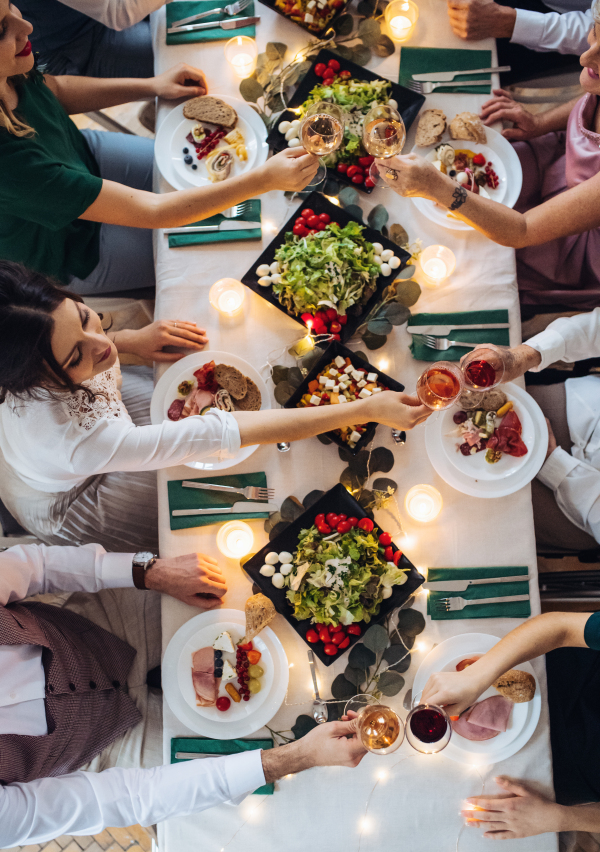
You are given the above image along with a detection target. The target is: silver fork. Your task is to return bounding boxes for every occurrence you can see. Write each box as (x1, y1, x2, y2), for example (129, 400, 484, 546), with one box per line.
(182, 481, 274, 500)
(223, 201, 254, 219)
(171, 0, 250, 27)
(406, 79, 490, 95)
(416, 334, 476, 351)
(435, 594, 530, 612)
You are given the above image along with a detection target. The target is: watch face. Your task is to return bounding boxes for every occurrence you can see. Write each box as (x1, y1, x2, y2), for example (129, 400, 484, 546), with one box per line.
(134, 551, 156, 565)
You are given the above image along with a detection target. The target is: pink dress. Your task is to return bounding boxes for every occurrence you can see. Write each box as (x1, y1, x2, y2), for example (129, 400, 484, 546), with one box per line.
(515, 93, 600, 309)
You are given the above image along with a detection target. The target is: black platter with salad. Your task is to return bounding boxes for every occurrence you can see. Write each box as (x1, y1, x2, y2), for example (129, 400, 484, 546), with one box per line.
(241, 192, 411, 342)
(243, 484, 425, 665)
(266, 49, 425, 194)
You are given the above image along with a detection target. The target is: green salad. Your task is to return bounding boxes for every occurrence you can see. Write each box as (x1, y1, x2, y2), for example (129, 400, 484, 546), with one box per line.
(284, 523, 408, 627)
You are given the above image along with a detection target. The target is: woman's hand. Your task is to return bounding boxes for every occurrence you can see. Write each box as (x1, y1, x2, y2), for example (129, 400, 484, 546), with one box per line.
(152, 62, 207, 100)
(112, 320, 208, 363)
(376, 153, 445, 199)
(421, 667, 487, 718)
(463, 777, 565, 839)
(262, 148, 320, 192)
(480, 90, 543, 141)
(368, 391, 432, 430)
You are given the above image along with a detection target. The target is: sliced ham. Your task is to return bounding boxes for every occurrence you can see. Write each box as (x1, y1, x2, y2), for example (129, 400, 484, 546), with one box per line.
(181, 388, 214, 419)
(191, 647, 219, 707)
(451, 696, 513, 741)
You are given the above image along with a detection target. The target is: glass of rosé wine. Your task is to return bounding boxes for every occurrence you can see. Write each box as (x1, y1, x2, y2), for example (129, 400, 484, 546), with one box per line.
(344, 695, 405, 756)
(416, 362, 463, 410)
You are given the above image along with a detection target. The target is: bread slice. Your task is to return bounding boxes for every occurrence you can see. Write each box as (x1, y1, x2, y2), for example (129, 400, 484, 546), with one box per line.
(214, 364, 247, 400)
(183, 96, 238, 130)
(449, 111, 487, 145)
(243, 594, 276, 644)
(493, 669, 536, 703)
(415, 109, 447, 147)
(235, 377, 261, 411)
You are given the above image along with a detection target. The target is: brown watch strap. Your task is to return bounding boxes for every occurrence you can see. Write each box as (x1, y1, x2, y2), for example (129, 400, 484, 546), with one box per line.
(132, 562, 148, 590)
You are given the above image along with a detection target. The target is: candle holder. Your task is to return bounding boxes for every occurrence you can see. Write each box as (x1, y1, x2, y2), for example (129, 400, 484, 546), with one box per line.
(404, 484, 443, 523)
(209, 278, 246, 317)
(384, 0, 419, 42)
(225, 36, 258, 79)
(418, 245, 456, 289)
(216, 520, 254, 558)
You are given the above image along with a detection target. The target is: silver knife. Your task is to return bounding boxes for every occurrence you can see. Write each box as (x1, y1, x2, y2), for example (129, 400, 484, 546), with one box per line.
(407, 323, 510, 335)
(172, 501, 277, 517)
(167, 15, 259, 33)
(412, 66, 510, 82)
(165, 221, 261, 235)
(423, 575, 530, 592)
(175, 752, 214, 760)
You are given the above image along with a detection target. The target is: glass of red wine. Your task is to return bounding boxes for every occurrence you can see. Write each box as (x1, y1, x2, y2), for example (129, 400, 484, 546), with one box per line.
(461, 345, 506, 391)
(416, 362, 463, 410)
(406, 701, 452, 754)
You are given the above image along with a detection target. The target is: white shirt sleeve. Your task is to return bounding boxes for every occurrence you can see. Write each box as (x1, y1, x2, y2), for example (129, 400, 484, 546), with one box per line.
(0, 543, 134, 605)
(0, 751, 266, 847)
(526, 308, 600, 371)
(538, 447, 600, 542)
(511, 6, 593, 54)
(56, 0, 165, 30)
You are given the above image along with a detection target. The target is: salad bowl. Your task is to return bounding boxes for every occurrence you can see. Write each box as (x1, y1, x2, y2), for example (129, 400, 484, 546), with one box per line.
(242, 483, 425, 665)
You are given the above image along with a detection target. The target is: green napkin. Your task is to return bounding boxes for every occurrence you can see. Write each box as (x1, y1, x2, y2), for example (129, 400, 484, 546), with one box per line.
(168, 472, 269, 530)
(168, 200, 262, 248)
(427, 566, 531, 620)
(171, 737, 274, 794)
(399, 47, 493, 94)
(408, 309, 510, 362)
(166, 0, 256, 43)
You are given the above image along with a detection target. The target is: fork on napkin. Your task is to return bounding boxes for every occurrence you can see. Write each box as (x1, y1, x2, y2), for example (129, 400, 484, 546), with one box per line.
(168, 200, 262, 248)
(426, 566, 531, 620)
(408, 309, 510, 361)
(171, 737, 274, 794)
(168, 472, 271, 531)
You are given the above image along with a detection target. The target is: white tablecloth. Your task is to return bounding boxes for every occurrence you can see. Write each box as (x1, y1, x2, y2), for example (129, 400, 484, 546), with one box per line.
(151, 5, 558, 850)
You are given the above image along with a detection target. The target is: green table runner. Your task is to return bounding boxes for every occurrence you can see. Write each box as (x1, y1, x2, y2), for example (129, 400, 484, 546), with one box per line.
(168, 471, 270, 530)
(171, 737, 274, 793)
(427, 566, 531, 620)
(399, 47, 493, 94)
(408, 309, 510, 361)
(166, 0, 256, 43)
(168, 201, 262, 248)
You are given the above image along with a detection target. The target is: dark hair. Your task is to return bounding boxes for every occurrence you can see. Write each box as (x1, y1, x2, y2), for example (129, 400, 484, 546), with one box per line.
(0, 261, 92, 404)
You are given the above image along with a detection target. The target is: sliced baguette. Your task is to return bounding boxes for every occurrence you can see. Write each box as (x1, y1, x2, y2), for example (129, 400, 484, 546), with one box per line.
(449, 111, 487, 145)
(214, 364, 248, 400)
(415, 109, 447, 147)
(242, 594, 276, 644)
(183, 96, 238, 130)
(235, 377, 261, 411)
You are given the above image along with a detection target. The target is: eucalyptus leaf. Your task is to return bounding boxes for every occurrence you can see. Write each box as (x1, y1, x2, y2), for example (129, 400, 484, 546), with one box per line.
(344, 665, 366, 687)
(400, 594, 416, 610)
(357, 0, 376, 15)
(372, 477, 397, 495)
(338, 186, 359, 208)
(382, 644, 409, 665)
(266, 41, 287, 60)
(333, 44, 355, 61)
(354, 351, 369, 362)
(377, 670, 405, 696)
(390, 630, 414, 650)
(373, 34, 395, 57)
(287, 366, 304, 388)
(358, 488, 374, 509)
(370, 446, 394, 473)
(368, 316, 393, 336)
(271, 365, 289, 385)
(338, 446, 355, 465)
(239, 77, 264, 103)
(396, 264, 416, 280)
(345, 204, 364, 223)
(391, 651, 411, 673)
(348, 643, 376, 669)
(394, 278, 421, 306)
(358, 17, 381, 45)
(274, 381, 295, 405)
(256, 69, 271, 88)
(324, 177, 340, 197)
(266, 92, 286, 113)
(291, 714, 318, 739)
(351, 44, 372, 66)
(363, 624, 389, 653)
(382, 225, 389, 238)
(317, 433, 333, 445)
(269, 520, 291, 540)
(348, 449, 370, 478)
(286, 59, 312, 85)
(362, 330, 387, 350)
(264, 511, 281, 533)
(367, 203, 389, 232)
(331, 673, 357, 699)
(381, 302, 410, 326)
(303, 489, 324, 509)
(301, 345, 325, 371)
(389, 223, 409, 248)
(333, 12, 353, 35)
(340, 467, 367, 495)
(397, 608, 426, 636)
(280, 495, 305, 522)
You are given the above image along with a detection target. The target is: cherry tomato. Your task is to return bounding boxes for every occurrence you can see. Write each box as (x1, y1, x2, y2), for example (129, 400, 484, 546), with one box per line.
(384, 546, 394, 562)
(346, 165, 362, 178)
(308, 229, 318, 235)
(315, 220, 327, 231)
(326, 512, 340, 527)
(324, 643, 338, 656)
(306, 628, 320, 643)
(472, 153, 486, 166)
(346, 516, 358, 527)
(312, 320, 326, 334)
(338, 314, 348, 325)
(365, 177, 376, 189)
(336, 164, 348, 175)
(393, 550, 403, 566)
(331, 333, 341, 340)
(351, 174, 364, 184)
(216, 696, 231, 711)
(358, 155, 375, 167)
(332, 0, 344, 7)
(325, 307, 338, 322)
(247, 650, 262, 665)
(319, 627, 331, 644)
(315, 309, 329, 325)
(315, 513, 325, 525)
(347, 624, 361, 636)
(322, 72, 335, 83)
(332, 631, 346, 645)
(306, 215, 320, 228)
(358, 517, 374, 532)
(316, 521, 332, 534)
(238, 641, 253, 651)
(319, 212, 331, 223)
(339, 69, 351, 79)
(292, 223, 308, 237)
(329, 321, 342, 333)
(379, 532, 392, 546)
(295, 216, 306, 226)
(301, 208, 314, 218)
(338, 636, 350, 649)
(336, 520, 352, 534)
(315, 623, 326, 631)
(456, 657, 481, 672)
(327, 58, 341, 71)
(314, 63, 327, 77)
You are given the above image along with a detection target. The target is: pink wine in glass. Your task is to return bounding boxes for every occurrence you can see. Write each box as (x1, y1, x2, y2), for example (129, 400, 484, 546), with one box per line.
(409, 707, 448, 743)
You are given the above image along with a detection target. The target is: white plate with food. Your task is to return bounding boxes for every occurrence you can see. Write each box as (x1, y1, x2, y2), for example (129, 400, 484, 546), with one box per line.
(425, 382, 548, 498)
(163, 607, 289, 739)
(150, 350, 271, 471)
(155, 94, 269, 191)
(413, 633, 541, 765)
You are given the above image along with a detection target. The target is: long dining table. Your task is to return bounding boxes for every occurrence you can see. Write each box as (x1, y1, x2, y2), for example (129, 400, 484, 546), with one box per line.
(151, 4, 558, 850)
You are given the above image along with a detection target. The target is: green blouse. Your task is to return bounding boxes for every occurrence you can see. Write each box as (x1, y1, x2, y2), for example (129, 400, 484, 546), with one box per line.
(0, 71, 103, 282)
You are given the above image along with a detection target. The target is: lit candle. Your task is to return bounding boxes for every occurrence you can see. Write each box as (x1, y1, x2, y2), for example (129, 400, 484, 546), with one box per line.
(216, 520, 254, 558)
(231, 52, 254, 77)
(404, 485, 443, 523)
(224, 36, 257, 79)
(209, 277, 246, 317)
(385, 0, 419, 41)
(217, 290, 242, 313)
(389, 14, 412, 37)
(418, 245, 456, 289)
(422, 258, 447, 281)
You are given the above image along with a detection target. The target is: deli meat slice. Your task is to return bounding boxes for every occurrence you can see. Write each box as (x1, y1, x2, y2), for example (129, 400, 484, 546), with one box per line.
(181, 388, 214, 419)
(191, 647, 219, 707)
(168, 398, 185, 421)
(487, 410, 528, 458)
(451, 696, 513, 741)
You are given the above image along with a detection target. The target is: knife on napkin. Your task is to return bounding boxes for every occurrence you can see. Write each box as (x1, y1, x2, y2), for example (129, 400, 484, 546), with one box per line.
(412, 66, 510, 81)
(407, 323, 510, 335)
(165, 221, 261, 235)
(424, 575, 530, 592)
(167, 15, 259, 32)
(172, 501, 277, 517)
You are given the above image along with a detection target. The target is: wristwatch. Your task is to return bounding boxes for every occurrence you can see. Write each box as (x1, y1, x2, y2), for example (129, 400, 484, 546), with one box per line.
(132, 551, 157, 590)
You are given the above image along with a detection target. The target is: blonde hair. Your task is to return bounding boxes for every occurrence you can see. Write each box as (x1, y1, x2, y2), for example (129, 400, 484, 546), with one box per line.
(0, 74, 34, 138)
(594, 0, 600, 24)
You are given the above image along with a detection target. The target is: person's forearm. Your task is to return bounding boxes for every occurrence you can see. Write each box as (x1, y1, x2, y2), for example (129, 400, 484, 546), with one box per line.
(557, 803, 600, 833)
(45, 75, 157, 114)
(261, 740, 312, 783)
(535, 97, 580, 135)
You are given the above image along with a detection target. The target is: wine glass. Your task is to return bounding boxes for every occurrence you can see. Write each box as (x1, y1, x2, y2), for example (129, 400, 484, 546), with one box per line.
(300, 101, 345, 189)
(344, 695, 405, 755)
(461, 345, 506, 391)
(361, 104, 406, 188)
(406, 701, 452, 754)
(416, 362, 463, 410)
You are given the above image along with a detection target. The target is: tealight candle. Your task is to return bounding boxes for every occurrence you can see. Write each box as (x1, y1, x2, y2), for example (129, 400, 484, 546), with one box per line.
(209, 278, 246, 317)
(216, 520, 254, 559)
(389, 14, 412, 37)
(404, 484, 443, 523)
(418, 245, 456, 289)
(384, 0, 419, 42)
(225, 36, 258, 79)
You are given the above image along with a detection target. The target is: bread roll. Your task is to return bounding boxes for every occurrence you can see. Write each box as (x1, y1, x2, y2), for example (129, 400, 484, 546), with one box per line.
(493, 669, 536, 703)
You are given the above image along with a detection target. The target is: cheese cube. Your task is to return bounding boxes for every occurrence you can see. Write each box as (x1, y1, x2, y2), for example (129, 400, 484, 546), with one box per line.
(307, 0, 316, 7)
(371, 386, 382, 393)
(335, 356, 346, 368)
(329, 368, 339, 377)
(304, 11, 314, 21)
(344, 365, 354, 374)
(351, 370, 363, 382)
(367, 373, 378, 382)
(333, 385, 341, 394)
(357, 379, 367, 388)
(359, 388, 372, 398)
(309, 394, 322, 406)
(222, 660, 236, 681)
(350, 430, 361, 442)
(338, 395, 347, 403)
(319, 375, 328, 385)
(213, 631, 234, 653)
(325, 379, 336, 389)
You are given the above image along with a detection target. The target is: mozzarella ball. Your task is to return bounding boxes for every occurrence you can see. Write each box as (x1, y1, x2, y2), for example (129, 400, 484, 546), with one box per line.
(288, 138, 301, 148)
(272, 573, 285, 589)
(278, 120, 291, 134)
(381, 249, 394, 262)
(372, 242, 383, 255)
(269, 261, 280, 274)
(389, 256, 401, 269)
(260, 564, 275, 577)
(280, 563, 293, 576)
(256, 263, 271, 277)
(388, 98, 398, 110)
(382, 586, 393, 599)
(270, 273, 282, 284)
(456, 171, 470, 185)
(290, 119, 300, 128)
(265, 552, 280, 565)
(257, 276, 272, 287)
(278, 551, 293, 563)
(372, 254, 382, 265)
(380, 262, 392, 276)
(285, 126, 300, 141)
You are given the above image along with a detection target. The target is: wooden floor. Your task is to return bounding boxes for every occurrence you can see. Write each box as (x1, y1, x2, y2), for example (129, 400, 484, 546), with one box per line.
(0, 825, 152, 852)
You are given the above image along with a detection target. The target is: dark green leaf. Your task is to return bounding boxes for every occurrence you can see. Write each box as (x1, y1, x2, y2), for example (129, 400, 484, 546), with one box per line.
(362, 330, 387, 350)
(291, 714, 318, 739)
(370, 446, 394, 473)
(287, 366, 304, 388)
(274, 381, 295, 405)
(239, 77, 264, 103)
(338, 446, 355, 464)
(354, 351, 369, 362)
(367, 203, 389, 232)
(303, 489, 324, 509)
(266, 92, 285, 113)
(317, 432, 333, 445)
(363, 624, 389, 652)
(390, 630, 414, 650)
(382, 225, 389, 238)
(331, 673, 357, 699)
(358, 488, 374, 510)
(264, 511, 281, 533)
(368, 316, 393, 336)
(351, 43, 372, 66)
(348, 449, 370, 478)
(340, 467, 367, 495)
(344, 665, 366, 687)
(373, 34, 395, 57)
(324, 177, 340, 197)
(271, 365, 289, 384)
(392, 651, 411, 672)
(269, 520, 291, 540)
(377, 670, 404, 696)
(333, 12, 353, 34)
(358, 17, 381, 45)
(338, 186, 360, 208)
(397, 608, 426, 636)
(357, 0, 375, 15)
(280, 496, 305, 522)
(381, 302, 410, 326)
(400, 594, 416, 609)
(372, 477, 397, 495)
(345, 204, 364, 223)
(301, 345, 325, 371)
(266, 41, 287, 60)
(383, 644, 409, 665)
(333, 44, 355, 61)
(389, 223, 409, 248)
(396, 264, 416, 280)
(394, 279, 421, 307)
(348, 643, 376, 669)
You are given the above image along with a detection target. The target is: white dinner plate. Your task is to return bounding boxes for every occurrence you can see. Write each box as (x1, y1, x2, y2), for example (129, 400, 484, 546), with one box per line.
(425, 382, 548, 498)
(410, 126, 523, 231)
(155, 95, 269, 191)
(413, 633, 541, 765)
(150, 350, 271, 471)
(163, 609, 289, 739)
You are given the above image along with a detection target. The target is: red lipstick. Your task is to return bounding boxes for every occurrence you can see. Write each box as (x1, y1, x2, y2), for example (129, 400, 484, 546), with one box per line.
(16, 40, 32, 57)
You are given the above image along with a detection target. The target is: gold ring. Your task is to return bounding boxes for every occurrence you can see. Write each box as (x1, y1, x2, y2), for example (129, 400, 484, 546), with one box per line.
(386, 169, 398, 181)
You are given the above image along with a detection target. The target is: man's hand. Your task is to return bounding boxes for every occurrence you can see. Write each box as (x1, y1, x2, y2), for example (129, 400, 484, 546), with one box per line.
(447, 0, 516, 40)
(368, 391, 432, 430)
(112, 320, 208, 363)
(145, 553, 227, 609)
(463, 777, 565, 838)
(152, 62, 207, 99)
(460, 343, 541, 384)
(262, 148, 320, 192)
(545, 417, 558, 460)
(481, 90, 544, 140)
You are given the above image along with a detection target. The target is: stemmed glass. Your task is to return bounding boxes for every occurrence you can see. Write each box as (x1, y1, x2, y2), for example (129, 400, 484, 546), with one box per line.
(345, 695, 405, 755)
(461, 345, 506, 391)
(406, 700, 452, 754)
(361, 104, 406, 188)
(300, 101, 345, 189)
(416, 362, 464, 410)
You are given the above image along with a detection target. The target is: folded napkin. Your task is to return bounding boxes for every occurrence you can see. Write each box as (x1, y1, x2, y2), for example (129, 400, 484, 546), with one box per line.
(427, 566, 531, 620)
(408, 309, 510, 362)
(399, 47, 493, 94)
(168, 200, 262, 248)
(166, 0, 256, 43)
(168, 471, 270, 531)
(171, 737, 274, 793)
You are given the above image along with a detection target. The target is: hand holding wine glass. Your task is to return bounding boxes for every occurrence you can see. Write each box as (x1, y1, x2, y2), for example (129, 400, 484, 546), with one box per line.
(362, 104, 406, 188)
(300, 101, 345, 189)
(416, 363, 464, 410)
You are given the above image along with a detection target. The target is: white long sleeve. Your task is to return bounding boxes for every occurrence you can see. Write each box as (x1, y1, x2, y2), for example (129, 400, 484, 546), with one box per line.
(0, 751, 266, 848)
(538, 447, 600, 542)
(55, 0, 165, 30)
(526, 308, 600, 371)
(511, 6, 592, 54)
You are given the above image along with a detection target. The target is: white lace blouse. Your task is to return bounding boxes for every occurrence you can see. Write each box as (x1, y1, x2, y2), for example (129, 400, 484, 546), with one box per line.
(0, 362, 241, 494)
